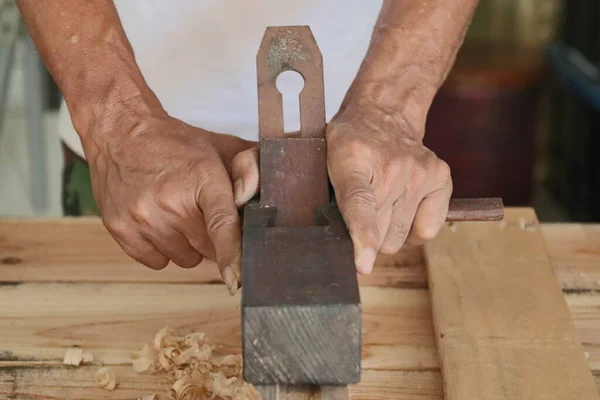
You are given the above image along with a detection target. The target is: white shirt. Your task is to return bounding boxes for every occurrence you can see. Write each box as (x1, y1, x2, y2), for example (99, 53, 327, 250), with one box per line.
(57, 0, 383, 158)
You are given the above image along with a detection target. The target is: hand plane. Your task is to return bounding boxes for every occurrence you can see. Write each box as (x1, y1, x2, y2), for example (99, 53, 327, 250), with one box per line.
(240, 26, 504, 399)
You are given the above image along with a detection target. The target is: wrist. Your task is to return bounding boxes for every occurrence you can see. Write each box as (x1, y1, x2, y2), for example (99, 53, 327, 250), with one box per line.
(333, 99, 425, 144)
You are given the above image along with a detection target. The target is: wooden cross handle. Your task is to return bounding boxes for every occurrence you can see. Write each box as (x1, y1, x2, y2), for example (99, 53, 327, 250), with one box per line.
(446, 198, 504, 222)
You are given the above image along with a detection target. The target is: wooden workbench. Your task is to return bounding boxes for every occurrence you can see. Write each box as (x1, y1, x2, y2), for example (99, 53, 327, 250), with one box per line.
(0, 208, 599, 399)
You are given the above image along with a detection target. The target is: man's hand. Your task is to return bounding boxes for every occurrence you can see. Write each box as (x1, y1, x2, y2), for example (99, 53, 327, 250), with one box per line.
(86, 111, 258, 294)
(325, 0, 479, 274)
(327, 105, 452, 275)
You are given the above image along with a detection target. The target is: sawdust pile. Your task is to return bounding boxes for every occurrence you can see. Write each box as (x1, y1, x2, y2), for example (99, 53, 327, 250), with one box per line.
(131, 326, 259, 400)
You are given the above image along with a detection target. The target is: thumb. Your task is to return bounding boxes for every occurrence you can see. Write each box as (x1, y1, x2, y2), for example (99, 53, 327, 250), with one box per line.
(232, 146, 260, 207)
(331, 166, 379, 275)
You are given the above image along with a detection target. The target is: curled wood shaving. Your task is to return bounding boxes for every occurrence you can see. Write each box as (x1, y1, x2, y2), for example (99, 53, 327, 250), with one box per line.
(63, 347, 83, 366)
(131, 326, 259, 400)
(155, 326, 178, 348)
(173, 343, 213, 365)
(132, 343, 159, 373)
(172, 375, 205, 400)
(94, 366, 117, 390)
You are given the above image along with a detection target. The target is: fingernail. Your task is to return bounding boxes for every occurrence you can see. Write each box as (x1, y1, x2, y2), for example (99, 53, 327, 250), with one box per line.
(233, 179, 244, 206)
(223, 266, 239, 295)
(355, 247, 377, 275)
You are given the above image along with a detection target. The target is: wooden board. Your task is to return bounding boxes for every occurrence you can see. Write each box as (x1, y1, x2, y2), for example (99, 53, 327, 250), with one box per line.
(2, 218, 599, 291)
(1, 282, 600, 399)
(543, 223, 600, 291)
(0, 210, 599, 399)
(425, 208, 599, 399)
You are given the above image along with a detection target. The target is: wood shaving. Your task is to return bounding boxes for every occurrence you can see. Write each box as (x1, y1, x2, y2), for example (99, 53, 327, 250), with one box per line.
(63, 347, 83, 366)
(131, 326, 259, 400)
(132, 343, 159, 373)
(82, 352, 94, 363)
(94, 366, 117, 390)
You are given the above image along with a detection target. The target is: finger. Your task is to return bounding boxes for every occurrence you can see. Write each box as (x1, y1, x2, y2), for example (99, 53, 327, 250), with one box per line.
(331, 166, 379, 275)
(177, 211, 217, 261)
(232, 146, 260, 207)
(379, 193, 421, 255)
(405, 184, 452, 246)
(103, 217, 169, 270)
(142, 225, 204, 269)
(196, 163, 241, 295)
(376, 205, 393, 248)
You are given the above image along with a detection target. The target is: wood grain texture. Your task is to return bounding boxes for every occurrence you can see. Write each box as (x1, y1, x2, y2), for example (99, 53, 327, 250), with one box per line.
(256, 385, 348, 400)
(1, 218, 598, 291)
(425, 208, 599, 399)
(0, 217, 222, 283)
(0, 283, 598, 399)
(543, 223, 600, 291)
(0, 213, 599, 398)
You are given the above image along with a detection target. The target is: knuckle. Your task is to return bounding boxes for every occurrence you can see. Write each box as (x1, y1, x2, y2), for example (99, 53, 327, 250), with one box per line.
(130, 199, 154, 227)
(380, 222, 409, 254)
(154, 191, 185, 216)
(435, 159, 452, 183)
(388, 221, 410, 241)
(103, 216, 129, 239)
(344, 183, 376, 209)
(205, 207, 237, 234)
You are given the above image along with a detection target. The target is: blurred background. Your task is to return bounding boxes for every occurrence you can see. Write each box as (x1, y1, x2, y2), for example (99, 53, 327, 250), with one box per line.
(0, 0, 598, 221)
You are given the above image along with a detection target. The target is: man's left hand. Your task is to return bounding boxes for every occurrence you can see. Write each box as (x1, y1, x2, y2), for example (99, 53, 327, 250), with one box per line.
(326, 104, 453, 275)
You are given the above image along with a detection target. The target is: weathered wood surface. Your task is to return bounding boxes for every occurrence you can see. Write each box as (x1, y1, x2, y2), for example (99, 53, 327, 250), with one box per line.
(426, 208, 599, 399)
(1, 217, 599, 290)
(0, 210, 599, 399)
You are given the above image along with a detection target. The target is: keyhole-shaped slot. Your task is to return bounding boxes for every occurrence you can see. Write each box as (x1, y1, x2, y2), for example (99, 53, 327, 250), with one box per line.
(276, 70, 305, 134)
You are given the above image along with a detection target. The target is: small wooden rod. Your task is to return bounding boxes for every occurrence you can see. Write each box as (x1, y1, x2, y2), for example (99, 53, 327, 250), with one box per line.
(446, 198, 504, 222)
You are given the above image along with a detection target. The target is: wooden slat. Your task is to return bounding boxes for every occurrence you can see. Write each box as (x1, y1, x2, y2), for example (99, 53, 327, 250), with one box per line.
(3, 218, 600, 291)
(425, 208, 599, 399)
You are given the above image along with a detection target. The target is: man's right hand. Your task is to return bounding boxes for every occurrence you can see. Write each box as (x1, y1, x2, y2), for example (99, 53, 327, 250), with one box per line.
(84, 109, 257, 295)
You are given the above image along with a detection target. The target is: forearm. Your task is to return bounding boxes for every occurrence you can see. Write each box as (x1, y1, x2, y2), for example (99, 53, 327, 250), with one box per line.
(15, 0, 163, 146)
(341, 0, 479, 137)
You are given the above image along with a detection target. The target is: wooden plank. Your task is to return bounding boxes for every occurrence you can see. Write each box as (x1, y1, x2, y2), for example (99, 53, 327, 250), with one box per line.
(0, 218, 424, 287)
(0, 283, 599, 398)
(0, 368, 441, 400)
(0, 283, 436, 370)
(0, 283, 599, 373)
(425, 208, 599, 399)
(0, 217, 222, 283)
(542, 223, 600, 291)
(2, 219, 600, 291)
